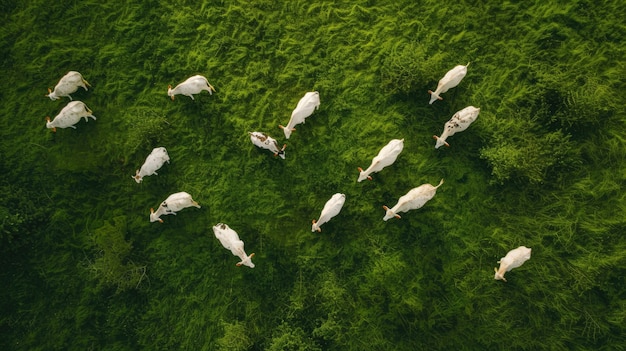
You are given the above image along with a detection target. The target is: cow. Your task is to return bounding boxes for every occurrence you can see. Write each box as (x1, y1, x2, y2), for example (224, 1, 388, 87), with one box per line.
(433, 106, 480, 149)
(167, 75, 215, 100)
(45, 101, 95, 132)
(212, 223, 255, 268)
(312, 193, 345, 232)
(249, 132, 286, 159)
(383, 179, 444, 221)
(428, 62, 469, 104)
(150, 192, 200, 223)
(494, 246, 532, 282)
(133, 147, 170, 183)
(46, 71, 90, 101)
(357, 139, 404, 182)
(279, 91, 320, 139)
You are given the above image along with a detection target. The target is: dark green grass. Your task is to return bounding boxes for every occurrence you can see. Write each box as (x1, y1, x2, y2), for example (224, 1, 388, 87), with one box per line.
(1, 0, 625, 350)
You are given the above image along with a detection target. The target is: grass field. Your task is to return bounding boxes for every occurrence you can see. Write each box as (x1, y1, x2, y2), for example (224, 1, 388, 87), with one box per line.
(1, 1, 625, 350)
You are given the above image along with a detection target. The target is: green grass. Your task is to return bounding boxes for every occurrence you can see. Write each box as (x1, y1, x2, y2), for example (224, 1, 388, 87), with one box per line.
(1, 0, 625, 350)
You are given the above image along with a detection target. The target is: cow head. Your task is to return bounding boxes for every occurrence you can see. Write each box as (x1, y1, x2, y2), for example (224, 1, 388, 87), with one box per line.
(494, 267, 507, 282)
(149, 208, 163, 223)
(433, 135, 450, 149)
(45, 116, 57, 132)
(279, 124, 295, 139)
(428, 90, 443, 104)
(357, 167, 373, 182)
(46, 88, 60, 101)
(382, 205, 401, 221)
(133, 170, 143, 183)
(236, 253, 255, 268)
(276, 144, 287, 159)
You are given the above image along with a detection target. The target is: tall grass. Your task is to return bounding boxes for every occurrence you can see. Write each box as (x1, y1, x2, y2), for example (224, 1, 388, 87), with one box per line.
(1, 0, 625, 350)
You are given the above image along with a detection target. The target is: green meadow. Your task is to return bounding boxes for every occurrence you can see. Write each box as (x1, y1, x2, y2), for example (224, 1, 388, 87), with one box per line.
(1, 0, 625, 350)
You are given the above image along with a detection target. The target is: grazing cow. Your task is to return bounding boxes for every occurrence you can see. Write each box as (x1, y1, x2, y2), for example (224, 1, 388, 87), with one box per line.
(46, 71, 90, 101)
(428, 62, 469, 104)
(133, 147, 170, 183)
(280, 91, 320, 139)
(249, 131, 286, 159)
(383, 179, 444, 221)
(358, 139, 404, 182)
(312, 193, 345, 232)
(212, 223, 255, 268)
(433, 106, 480, 149)
(45, 101, 96, 132)
(494, 246, 532, 282)
(168, 75, 215, 100)
(149, 192, 200, 223)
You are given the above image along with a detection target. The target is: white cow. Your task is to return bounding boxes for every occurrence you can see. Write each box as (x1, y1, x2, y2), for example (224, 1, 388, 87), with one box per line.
(45, 101, 96, 132)
(133, 147, 170, 183)
(433, 106, 480, 149)
(494, 246, 532, 282)
(428, 62, 469, 104)
(212, 223, 255, 268)
(168, 75, 215, 100)
(280, 91, 320, 139)
(383, 179, 444, 221)
(312, 193, 345, 232)
(249, 131, 286, 159)
(358, 139, 404, 182)
(149, 192, 200, 223)
(46, 71, 90, 101)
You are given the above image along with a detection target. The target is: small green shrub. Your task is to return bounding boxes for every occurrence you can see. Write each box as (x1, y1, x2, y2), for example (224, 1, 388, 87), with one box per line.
(87, 216, 147, 292)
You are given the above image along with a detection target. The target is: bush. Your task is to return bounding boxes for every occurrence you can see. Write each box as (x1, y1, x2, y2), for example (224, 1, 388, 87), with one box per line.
(86, 216, 147, 293)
